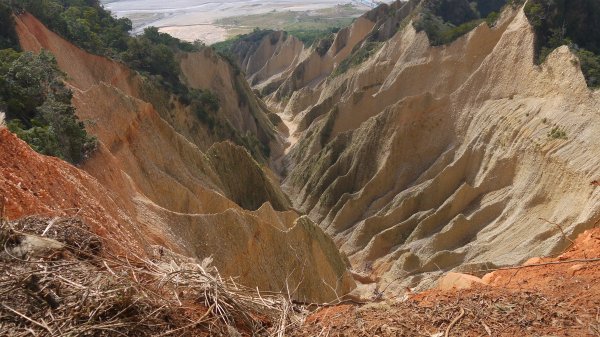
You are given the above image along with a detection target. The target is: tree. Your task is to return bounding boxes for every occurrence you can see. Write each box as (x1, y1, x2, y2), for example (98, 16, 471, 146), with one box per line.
(1, 50, 97, 163)
(3, 51, 69, 122)
(0, 2, 19, 50)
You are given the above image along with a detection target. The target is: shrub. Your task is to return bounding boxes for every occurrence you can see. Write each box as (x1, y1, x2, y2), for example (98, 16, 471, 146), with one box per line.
(486, 11, 500, 27)
(547, 126, 567, 140)
(439, 20, 482, 44)
(413, 0, 509, 46)
(121, 30, 180, 87)
(7, 120, 61, 157)
(315, 34, 334, 57)
(0, 50, 96, 163)
(0, 3, 19, 50)
(188, 89, 220, 127)
(524, 0, 600, 88)
(576, 49, 600, 88)
(287, 27, 341, 47)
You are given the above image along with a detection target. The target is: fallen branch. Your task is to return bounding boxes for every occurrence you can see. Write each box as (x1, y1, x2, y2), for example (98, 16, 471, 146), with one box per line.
(445, 307, 465, 337)
(538, 217, 575, 246)
(156, 303, 215, 337)
(2, 303, 54, 335)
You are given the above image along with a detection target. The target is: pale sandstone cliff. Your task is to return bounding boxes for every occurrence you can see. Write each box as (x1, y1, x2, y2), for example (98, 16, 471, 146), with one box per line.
(227, 5, 390, 112)
(11, 13, 355, 302)
(231, 31, 304, 96)
(272, 15, 377, 111)
(244, 5, 600, 293)
(228, 1, 421, 164)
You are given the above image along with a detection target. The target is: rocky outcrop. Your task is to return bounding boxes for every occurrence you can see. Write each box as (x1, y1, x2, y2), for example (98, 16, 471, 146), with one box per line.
(263, 1, 419, 115)
(227, 3, 398, 111)
(10, 13, 355, 302)
(226, 2, 422, 162)
(270, 4, 600, 293)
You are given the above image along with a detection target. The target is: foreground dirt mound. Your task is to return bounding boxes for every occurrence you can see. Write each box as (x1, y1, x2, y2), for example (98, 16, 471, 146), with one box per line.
(0, 216, 305, 336)
(291, 227, 600, 336)
(10, 13, 356, 302)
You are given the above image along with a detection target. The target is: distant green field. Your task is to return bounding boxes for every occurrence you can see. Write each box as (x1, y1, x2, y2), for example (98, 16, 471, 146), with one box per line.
(215, 4, 362, 46)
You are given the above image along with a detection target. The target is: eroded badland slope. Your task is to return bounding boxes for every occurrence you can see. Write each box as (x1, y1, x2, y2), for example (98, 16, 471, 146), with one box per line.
(4, 12, 355, 305)
(2, 0, 600, 335)
(231, 1, 600, 297)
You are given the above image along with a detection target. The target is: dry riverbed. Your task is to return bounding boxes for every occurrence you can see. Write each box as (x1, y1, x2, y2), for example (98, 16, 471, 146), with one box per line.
(101, 0, 371, 44)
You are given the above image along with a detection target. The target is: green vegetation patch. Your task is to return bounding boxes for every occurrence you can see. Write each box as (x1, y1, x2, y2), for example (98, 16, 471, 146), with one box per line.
(287, 27, 341, 47)
(0, 50, 97, 164)
(413, 0, 517, 46)
(212, 28, 275, 58)
(188, 89, 220, 127)
(547, 126, 567, 140)
(0, 3, 19, 50)
(0, 0, 272, 162)
(213, 27, 340, 62)
(315, 33, 335, 57)
(332, 41, 382, 77)
(11, 1, 205, 94)
(524, 0, 600, 88)
(214, 5, 361, 47)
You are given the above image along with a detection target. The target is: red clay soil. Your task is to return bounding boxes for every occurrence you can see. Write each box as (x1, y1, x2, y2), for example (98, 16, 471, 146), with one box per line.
(293, 228, 600, 337)
(0, 128, 254, 336)
(0, 128, 148, 255)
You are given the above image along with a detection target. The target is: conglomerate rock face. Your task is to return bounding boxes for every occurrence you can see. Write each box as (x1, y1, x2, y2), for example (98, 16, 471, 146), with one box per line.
(237, 2, 600, 293)
(6, 13, 356, 303)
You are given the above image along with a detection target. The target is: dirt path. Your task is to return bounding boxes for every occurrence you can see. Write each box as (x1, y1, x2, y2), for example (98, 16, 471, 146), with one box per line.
(281, 112, 300, 154)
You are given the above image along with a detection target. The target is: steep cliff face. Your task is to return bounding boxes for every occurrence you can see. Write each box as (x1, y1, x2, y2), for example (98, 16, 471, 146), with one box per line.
(230, 31, 305, 96)
(223, 2, 423, 170)
(266, 0, 419, 117)
(206, 141, 290, 211)
(227, 4, 397, 112)
(8, 0, 600, 305)
(10, 13, 355, 302)
(0, 128, 152, 256)
(236, 3, 600, 293)
(178, 48, 283, 160)
(272, 15, 377, 107)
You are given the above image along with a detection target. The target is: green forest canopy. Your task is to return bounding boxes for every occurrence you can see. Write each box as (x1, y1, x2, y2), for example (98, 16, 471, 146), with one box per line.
(0, 0, 230, 163)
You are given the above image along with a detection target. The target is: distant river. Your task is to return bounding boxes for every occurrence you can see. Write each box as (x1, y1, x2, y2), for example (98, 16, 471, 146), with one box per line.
(100, 0, 357, 31)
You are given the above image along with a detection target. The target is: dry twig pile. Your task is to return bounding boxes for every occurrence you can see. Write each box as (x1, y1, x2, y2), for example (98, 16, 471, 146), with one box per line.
(0, 216, 303, 336)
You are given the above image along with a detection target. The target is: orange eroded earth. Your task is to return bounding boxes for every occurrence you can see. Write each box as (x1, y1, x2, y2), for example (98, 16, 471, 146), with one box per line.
(292, 228, 600, 337)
